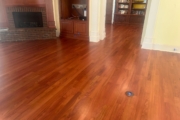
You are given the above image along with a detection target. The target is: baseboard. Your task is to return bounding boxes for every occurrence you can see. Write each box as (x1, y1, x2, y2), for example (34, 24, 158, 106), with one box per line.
(90, 35, 100, 42)
(56, 30, 60, 37)
(100, 31, 106, 40)
(142, 43, 180, 53)
(90, 31, 100, 42)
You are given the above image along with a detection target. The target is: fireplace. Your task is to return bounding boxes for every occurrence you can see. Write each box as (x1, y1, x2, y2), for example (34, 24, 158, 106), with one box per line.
(0, 7, 56, 42)
(13, 12, 43, 28)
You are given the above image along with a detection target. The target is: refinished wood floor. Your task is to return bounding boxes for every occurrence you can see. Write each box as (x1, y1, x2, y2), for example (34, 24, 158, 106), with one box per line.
(0, 25, 180, 120)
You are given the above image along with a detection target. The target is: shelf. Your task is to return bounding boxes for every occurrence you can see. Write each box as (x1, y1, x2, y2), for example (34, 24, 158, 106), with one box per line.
(132, 2, 147, 4)
(118, 8, 129, 10)
(115, 13, 145, 16)
(115, 13, 130, 15)
(61, 19, 88, 22)
(130, 14, 145, 16)
(115, 0, 148, 24)
(118, 2, 130, 4)
(132, 8, 146, 10)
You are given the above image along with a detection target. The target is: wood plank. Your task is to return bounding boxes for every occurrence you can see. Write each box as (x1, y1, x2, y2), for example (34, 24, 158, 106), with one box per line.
(0, 25, 180, 120)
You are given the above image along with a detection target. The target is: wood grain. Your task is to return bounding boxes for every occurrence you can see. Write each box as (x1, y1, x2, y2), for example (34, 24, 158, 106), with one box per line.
(0, 25, 180, 120)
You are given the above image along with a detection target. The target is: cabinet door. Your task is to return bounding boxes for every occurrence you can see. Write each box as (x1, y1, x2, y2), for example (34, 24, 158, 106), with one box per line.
(60, 20, 73, 34)
(129, 16, 145, 24)
(114, 15, 129, 24)
(74, 22, 88, 35)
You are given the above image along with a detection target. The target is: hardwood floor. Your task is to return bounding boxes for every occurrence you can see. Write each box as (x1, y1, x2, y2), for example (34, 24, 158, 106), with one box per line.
(0, 24, 180, 120)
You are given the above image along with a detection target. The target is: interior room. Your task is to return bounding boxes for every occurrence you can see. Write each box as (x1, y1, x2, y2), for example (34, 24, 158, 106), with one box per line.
(0, 0, 180, 119)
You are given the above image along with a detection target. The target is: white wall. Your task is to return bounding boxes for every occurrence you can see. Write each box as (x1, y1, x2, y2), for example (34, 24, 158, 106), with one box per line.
(141, 0, 160, 46)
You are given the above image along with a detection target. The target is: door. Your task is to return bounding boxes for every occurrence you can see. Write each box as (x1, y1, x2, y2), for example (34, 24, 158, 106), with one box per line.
(60, 20, 73, 34)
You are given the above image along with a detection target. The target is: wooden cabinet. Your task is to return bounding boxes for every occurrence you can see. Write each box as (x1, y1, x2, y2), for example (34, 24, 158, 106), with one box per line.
(60, 20, 88, 40)
(74, 21, 88, 35)
(61, 20, 73, 34)
(114, 15, 129, 24)
(59, 0, 89, 40)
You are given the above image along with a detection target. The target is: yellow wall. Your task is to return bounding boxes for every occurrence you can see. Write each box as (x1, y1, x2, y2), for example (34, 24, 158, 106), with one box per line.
(153, 0, 180, 46)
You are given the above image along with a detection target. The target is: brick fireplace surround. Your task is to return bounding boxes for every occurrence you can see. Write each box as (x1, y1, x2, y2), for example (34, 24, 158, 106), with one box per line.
(0, 6, 56, 42)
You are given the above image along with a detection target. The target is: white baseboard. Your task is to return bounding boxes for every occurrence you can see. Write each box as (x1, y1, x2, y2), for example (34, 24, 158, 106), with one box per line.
(142, 43, 180, 53)
(90, 36, 100, 42)
(100, 32, 106, 40)
(89, 31, 100, 42)
(56, 30, 60, 37)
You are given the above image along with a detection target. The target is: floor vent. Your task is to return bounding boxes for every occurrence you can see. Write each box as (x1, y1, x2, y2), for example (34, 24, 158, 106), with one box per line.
(125, 91, 134, 97)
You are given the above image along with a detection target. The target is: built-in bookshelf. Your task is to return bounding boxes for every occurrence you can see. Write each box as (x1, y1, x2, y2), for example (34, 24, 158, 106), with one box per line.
(114, 0, 148, 24)
(60, 0, 89, 40)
